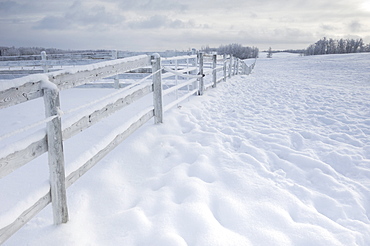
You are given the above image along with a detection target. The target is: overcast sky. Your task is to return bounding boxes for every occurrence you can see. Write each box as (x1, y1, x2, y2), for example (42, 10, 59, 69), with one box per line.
(1, 0, 370, 51)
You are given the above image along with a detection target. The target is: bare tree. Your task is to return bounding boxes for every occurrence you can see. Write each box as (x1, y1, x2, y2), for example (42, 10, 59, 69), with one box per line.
(267, 47, 273, 58)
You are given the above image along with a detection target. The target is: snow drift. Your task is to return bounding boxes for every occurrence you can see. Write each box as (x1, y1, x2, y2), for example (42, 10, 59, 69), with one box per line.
(1, 52, 370, 245)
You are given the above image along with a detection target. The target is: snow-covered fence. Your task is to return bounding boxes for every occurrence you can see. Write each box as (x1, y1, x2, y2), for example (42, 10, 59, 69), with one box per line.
(0, 52, 255, 244)
(0, 51, 120, 79)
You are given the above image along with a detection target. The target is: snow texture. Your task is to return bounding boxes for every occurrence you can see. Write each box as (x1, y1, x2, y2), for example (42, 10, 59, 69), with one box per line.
(1, 52, 370, 245)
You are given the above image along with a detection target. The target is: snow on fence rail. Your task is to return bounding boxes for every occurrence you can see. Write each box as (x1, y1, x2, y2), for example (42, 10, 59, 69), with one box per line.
(0, 52, 256, 244)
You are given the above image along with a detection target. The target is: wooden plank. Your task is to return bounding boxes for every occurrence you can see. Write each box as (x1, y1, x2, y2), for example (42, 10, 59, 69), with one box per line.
(0, 191, 51, 245)
(0, 136, 47, 178)
(62, 83, 153, 140)
(161, 66, 197, 79)
(163, 78, 197, 96)
(204, 82, 214, 91)
(0, 55, 151, 109)
(162, 67, 199, 79)
(0, 83, 153, 178)
(43, 88, 69, 224)
(164, 88, 198, 112)
(0, 98, 154, 245)
(0, 61, 43, 67)
(162, 55, 196, 61)
(215, 66, 224, 72)
(49, 55, 151, 90)
(0, 81, 43, 109)
(66, 109, 154, 188)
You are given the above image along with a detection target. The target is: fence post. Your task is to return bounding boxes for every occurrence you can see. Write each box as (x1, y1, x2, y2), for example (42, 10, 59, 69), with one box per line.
(112, 50, 120, 89)
(175, 58, 178, 101)
(190, 54, 198, 91)
(43, 87, 69, 225)
(198, 52, 204, 95)
(212, 54, 217, 88)
(233, 57, 237, 76)
(41, 51, 48, 73)
(236, 58, 239, 75)
(228, 55, 232, 78)
(223, 54, 227, 81)
(151, 53, 163, 124)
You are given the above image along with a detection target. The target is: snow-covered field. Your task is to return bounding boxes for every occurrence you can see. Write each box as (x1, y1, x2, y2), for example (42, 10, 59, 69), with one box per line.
(1, 52, 370, 245)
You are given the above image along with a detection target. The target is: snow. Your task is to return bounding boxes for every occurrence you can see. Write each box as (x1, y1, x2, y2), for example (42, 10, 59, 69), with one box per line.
(1, 52, 370, 245)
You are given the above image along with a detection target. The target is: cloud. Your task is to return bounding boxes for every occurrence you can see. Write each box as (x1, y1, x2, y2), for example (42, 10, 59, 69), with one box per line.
(103, 0, 189, 12)
(34, 0, 125, 30)
(348, 21, 362, 32)
(128, 15, 168, 29)
(35, 16, 70, 30)
(1, 0, 370, 51)
(321, 24, 337, 31)
(0, 0, 19, 12)
(128, 15, 205, 29)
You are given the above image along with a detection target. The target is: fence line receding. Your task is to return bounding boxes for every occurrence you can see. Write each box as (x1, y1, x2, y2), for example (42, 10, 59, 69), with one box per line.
(0, 51, 256, 244)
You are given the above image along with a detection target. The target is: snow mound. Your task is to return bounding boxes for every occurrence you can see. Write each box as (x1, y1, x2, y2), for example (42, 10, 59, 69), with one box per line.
(2, 53, 370, 245)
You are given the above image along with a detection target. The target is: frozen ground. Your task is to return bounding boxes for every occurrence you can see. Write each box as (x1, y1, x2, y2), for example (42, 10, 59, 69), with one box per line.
(1, 52, 370, 245)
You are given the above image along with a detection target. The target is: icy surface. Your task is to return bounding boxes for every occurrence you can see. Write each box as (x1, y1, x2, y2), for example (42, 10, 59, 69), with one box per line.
(1, 53, 370, 245)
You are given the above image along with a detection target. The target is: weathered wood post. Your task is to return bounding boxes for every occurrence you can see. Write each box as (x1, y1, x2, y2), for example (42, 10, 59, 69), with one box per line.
(212, 54, 217, 88)
(228, 55, 232, 78)
(41, 51, 48, 73)
(233, 57, 237, 76)
(191, 55, 198, 91)
(198, 52, 204, 95)
(151, 53, 163, 124)
(175, 58, 178, 100)
(223, 54, 227, 82)
(236, 58, 240, 75)
(112, 50, 120, 89)
(43, 86, 69, 224)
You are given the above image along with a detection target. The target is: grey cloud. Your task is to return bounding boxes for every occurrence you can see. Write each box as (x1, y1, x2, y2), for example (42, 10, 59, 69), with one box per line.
(1, 0, 370, 52)
(272, 28, 314, 41)
(110, 0, 188, 12)
(128, 15, 203, 29)
(34, 0, 125, 30)
(0, 0, 68, 16)
(35, 16, 70, 30)
(349, 21, 362, 32)
(0, 0, 19, 12)
(321, 24, 337, 31)
(129, 15, 168, 29)
(65, 1, 124, 26)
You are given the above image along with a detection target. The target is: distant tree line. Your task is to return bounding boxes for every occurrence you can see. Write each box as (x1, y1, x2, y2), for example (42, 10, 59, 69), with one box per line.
(279, 49, 305, 54)
(0, 46, 67, 56)
(304, 37, 370, 56)
(202, 43, 259, 59)
(0, 46, 111, 56)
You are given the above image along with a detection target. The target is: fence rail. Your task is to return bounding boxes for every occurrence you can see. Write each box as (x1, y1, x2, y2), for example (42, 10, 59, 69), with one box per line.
(0, 52, 256, 244)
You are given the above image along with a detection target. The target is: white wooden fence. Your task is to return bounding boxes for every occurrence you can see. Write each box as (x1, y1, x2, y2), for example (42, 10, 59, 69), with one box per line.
(0, 52, 255, 244)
